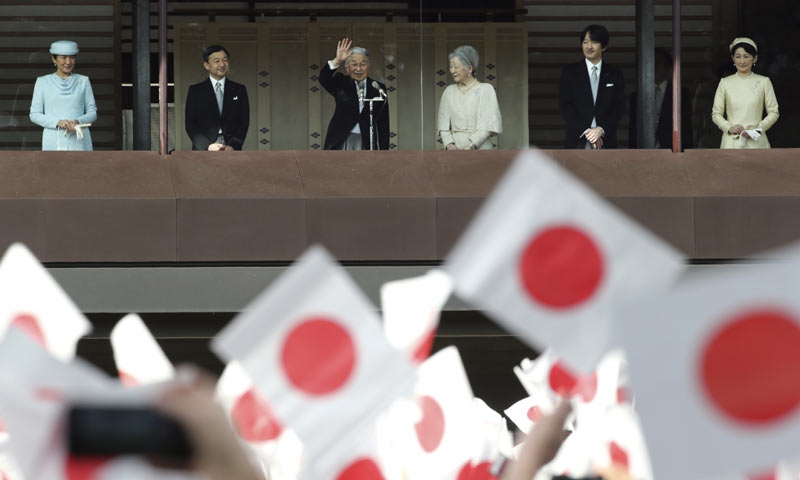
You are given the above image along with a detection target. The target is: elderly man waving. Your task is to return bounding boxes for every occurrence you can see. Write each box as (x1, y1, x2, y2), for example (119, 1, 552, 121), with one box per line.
(319, 38, 390, 150)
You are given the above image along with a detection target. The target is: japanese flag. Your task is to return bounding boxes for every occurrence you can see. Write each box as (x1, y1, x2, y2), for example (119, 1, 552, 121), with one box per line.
(0, 243, 91, 362)
(445, 150, 683, 372)
(584, 404, 653, 480)
(304, 425, 397, 480)
(504, 393, 556, 434)
(110, 314, 174, 386)
(619, 258, 800, 479)
(0, 329, 112, 479)
(215, 361, 303, 480)
(396, 346, 479, 480)
(211, 245, 417, 473)
(381, 269, 453, 365)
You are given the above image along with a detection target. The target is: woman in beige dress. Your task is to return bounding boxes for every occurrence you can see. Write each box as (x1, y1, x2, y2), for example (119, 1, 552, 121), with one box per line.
(711, 37, 779, 149)
(438, 45, 502, 150)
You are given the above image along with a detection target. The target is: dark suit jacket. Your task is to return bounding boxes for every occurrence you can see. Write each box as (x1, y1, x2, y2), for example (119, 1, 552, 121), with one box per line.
(629, 83, 693, 150)
(185, 78, 250, 150)
(319, 64, 389, 150)
(559, 60, 626, 149)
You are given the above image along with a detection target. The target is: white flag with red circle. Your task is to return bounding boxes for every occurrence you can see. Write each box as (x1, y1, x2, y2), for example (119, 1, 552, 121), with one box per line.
(0, 243, 91, 362)
(381, 269, 453, 365)
(504, 393, 555, 435)
(211, 245, 417, 473)
(619, 259, 800, 479)
(445, 150, 683, 372)
(584, 404, 653, 480)
(110, 314, 174, 387)
(0, 329, 112, 479)
(216, 361, 303, 480)
(395, 346, 479, 480)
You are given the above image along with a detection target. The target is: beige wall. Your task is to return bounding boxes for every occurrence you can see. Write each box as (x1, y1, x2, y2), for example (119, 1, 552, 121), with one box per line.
(174, 22, 528, 151)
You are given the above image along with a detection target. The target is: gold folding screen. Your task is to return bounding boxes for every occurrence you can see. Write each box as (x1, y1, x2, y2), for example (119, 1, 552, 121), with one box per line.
(174, 22, 528, 151)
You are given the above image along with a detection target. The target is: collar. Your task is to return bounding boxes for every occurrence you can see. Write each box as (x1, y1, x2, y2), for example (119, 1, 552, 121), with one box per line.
(585, 58, 602, 76)
(211, 76, 226, 90)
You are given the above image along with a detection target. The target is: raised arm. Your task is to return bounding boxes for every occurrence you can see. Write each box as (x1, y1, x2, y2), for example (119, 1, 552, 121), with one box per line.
(320, 38, 352, 95)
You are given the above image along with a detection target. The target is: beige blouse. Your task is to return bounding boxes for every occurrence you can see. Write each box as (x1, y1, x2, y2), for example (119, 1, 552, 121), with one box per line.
(711, 73, 779, 149)
(437, 82, 502, 150)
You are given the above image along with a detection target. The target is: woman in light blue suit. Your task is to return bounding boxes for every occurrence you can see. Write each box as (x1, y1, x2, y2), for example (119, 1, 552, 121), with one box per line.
(29, 40, 97, 150)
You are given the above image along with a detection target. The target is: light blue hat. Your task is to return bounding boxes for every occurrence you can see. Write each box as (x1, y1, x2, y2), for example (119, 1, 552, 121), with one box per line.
(49, 40, 79, 56)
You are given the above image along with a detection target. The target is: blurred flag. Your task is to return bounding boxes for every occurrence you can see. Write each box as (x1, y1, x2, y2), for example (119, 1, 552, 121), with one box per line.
(620, 258, 800, 479)
(0, 243, 91, 362)
(445, 150, 683, 372)
(216, 361, 302, 480)
(396, 346, 479, 480)
(585, 404, 653, 480)
(381, 269, 453, 365)
(211, 245, 416, 474)
(0, 329, 111, 479)
(504, 393, 555, 435)
(110, 314, 174, 386)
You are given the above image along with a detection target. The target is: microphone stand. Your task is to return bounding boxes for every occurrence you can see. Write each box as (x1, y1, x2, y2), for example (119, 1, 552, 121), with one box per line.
(364, 95, 384, 150)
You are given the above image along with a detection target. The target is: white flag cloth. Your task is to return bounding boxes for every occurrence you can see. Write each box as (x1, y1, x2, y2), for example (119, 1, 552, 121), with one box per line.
(110, 314, 174, 386)
(397, 346, 479, 480)
(211, 245, 416, 474)
(0, 330, 200, 480)
(584, 404, 653, 480)
(0, 243, 91, 362)
(445, 149, 683, 372)
(215, 361, 302, 480)
(0, 329, 112, 479)
(504, 393, 556, 435)
(619, 258, 800, 480)
(381, 269, 453, 365)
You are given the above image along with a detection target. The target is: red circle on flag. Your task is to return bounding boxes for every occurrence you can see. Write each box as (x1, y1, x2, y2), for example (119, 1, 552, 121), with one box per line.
(526, 405, 543, 422)
(231, 387, 283, 442)
(518, 226, 604, 309)
(700, 309, 800, 425)
(457, 461, 498, 480)
(117, 370, 139, 387)
(65, 455, 110, 480)
(10, 313, 46, 347)
(336, 458, 385, 480)
(609, 441, 630, 471)
(281, 317, 356, 396)
(414, 395, 445, 452)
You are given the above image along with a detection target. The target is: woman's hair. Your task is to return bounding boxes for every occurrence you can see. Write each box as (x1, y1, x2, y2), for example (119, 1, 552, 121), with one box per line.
(448, 45, 480, 75)
(730, 42, 757, 57)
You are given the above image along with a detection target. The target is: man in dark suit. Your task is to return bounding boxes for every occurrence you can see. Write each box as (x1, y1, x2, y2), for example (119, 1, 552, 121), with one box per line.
(185, 45, 250, 151)
(629, 48, 693, 150)
(319, 38, 389, 150)
(559, 25, 625, 149)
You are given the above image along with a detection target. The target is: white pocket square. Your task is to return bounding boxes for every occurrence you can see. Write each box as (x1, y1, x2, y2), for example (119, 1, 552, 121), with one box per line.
(233, 96, 239, 100)
(605, 83, 614, 87)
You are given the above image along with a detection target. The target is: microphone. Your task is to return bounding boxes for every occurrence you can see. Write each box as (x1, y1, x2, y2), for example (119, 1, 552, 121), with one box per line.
(372, 81, 387, 98)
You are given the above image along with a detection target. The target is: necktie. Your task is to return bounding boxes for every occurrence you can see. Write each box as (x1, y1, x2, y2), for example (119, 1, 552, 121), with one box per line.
(357, 81, 365, 113)
(215, 82, 223, 114)
(590, 65, 599, 104)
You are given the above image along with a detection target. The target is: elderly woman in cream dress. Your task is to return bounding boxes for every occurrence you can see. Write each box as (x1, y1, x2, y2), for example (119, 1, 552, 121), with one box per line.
(438, 45, 502, 150)
(711, 37, 779, 149)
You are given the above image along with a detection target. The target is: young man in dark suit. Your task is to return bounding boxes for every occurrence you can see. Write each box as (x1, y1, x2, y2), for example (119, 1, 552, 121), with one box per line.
(629, 48, 693, 150)
(319, 38, 389, 150)
(185, 45, 250, 151)
(559, 25, 625, 149)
